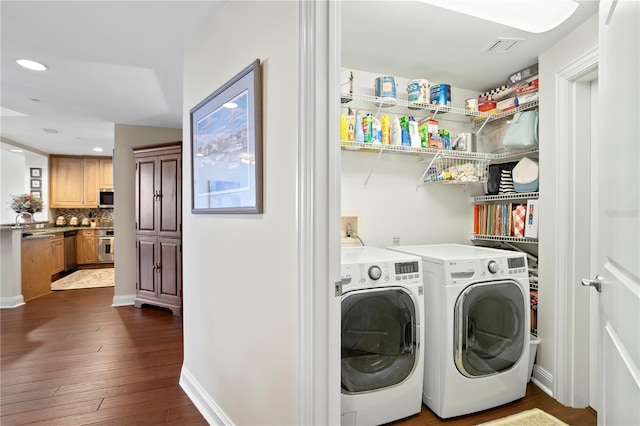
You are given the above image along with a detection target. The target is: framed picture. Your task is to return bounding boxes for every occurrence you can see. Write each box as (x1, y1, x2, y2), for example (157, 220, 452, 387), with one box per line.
(190, 59, 263, 214)
(30, 179, 41, 189)
(30, 167, 41, 178)
(31, 190, 42, 199)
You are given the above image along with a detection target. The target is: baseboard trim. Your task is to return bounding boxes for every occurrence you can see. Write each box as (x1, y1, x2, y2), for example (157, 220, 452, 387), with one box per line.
(180, 366, 232, 425)
(111, 294, 135, 307)
(531, 365, 554, 397)
(0, 295, 25, 309)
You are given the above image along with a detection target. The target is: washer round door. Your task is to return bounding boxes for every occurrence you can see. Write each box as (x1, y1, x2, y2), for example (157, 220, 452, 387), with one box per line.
(341, 287, 419, 393)
(454, 280, 526, 378)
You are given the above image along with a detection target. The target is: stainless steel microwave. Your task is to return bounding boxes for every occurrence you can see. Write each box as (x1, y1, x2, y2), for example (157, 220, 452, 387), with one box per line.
(99, 189, 114, 208)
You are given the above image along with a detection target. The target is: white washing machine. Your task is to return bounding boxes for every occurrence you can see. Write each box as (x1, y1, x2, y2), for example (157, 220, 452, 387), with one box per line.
(388, 244, 529, 419)
(340, 246, 424, 426)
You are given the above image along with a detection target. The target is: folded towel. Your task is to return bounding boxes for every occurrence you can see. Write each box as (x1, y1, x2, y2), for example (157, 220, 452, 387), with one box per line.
(109, 237, 115, 254)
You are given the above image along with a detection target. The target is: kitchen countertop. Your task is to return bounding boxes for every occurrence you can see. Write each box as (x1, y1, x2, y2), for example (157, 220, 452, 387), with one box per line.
(0, 224, 114, 239)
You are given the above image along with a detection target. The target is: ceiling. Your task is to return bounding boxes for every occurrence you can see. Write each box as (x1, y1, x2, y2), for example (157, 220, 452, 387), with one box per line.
(1, 1, 598, 158)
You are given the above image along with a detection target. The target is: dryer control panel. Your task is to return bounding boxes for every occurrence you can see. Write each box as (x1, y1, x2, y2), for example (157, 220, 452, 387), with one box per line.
(448, 255, 527, 281)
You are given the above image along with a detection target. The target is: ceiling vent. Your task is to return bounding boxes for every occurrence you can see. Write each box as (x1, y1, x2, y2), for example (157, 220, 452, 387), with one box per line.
(484, 38, 523, 53)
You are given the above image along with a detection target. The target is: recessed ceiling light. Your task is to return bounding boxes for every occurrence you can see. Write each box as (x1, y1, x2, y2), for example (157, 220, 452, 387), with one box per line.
(93, 147, 104, 152)
(418, 0, 579, 33)
(10, 149, 24, 153)
(223, 102, 238, 109)
(16, 59, 48, 71)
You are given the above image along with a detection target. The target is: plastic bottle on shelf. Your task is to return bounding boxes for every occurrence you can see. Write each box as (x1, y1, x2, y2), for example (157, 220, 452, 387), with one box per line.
(390, 115, 402, 145)
(399, 115, 411, 146)
(362, 114, 373, 143)
(409, 116, 421, 148)
(347, 108, 355, 142)
(381, 115, 390, 145)
(371, 116, 382, 144)
(355, 109, 364, 142)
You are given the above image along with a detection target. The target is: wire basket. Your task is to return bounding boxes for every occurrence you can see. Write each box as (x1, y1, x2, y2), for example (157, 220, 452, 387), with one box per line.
(423, 156, 489, 184)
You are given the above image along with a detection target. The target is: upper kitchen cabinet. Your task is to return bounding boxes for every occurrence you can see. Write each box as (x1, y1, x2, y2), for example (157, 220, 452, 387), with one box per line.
(49, 155, 113, 208)
(99, 158, 113, 189)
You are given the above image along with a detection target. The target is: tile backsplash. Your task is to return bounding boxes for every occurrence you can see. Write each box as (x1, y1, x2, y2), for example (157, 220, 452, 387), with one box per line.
(51, 208, 113, 224)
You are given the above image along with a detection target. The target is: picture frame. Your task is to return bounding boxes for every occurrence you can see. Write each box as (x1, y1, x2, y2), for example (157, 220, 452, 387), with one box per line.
(31, 190, 42, 199)
(190, 59, 263, 214)
(30, 179, 41, 189)
(30, 167, 41, 178)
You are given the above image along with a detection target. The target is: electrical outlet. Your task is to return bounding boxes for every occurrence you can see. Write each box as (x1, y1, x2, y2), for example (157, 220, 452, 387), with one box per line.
(392, 236, 400, 244)
(341, 215, 359, 242)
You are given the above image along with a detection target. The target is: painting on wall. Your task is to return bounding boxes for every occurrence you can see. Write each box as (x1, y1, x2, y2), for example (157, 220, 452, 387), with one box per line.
(190, 59, 262, 214)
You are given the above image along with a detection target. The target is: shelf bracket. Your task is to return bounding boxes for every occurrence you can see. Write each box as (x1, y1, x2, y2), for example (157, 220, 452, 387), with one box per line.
(363, 148, 385, 189)
(475, 115, 492, 136)
(416, 151, 442, 188)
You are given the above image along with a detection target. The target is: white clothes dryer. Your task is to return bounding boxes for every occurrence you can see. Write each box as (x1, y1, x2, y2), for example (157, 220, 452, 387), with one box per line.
(388, 244, 529, 419)
(340, 246, 424, 426)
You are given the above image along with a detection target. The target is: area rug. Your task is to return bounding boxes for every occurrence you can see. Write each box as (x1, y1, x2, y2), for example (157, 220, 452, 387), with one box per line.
(51, 268, 114, 290)
(478, 408, 569, 426)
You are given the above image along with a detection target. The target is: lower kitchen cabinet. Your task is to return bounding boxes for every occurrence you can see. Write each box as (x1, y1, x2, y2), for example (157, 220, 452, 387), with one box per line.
(134, 235, 182, 315)
(76, 229, 97, 264)
(50, 233, 64, 274)
(21, 237, 52, 302)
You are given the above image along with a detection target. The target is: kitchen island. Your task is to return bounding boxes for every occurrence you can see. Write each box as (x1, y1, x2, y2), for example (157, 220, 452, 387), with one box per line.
(0, 223, 115, 308)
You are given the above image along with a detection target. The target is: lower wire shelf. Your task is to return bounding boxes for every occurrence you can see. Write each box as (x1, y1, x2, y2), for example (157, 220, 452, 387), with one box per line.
(470, 233, 539, 244)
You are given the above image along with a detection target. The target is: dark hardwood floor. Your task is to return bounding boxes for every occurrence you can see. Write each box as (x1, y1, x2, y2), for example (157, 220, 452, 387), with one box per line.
(2, 288, 597, 426)
(390, 382, 597, 426)
(0, 287, 207, 425)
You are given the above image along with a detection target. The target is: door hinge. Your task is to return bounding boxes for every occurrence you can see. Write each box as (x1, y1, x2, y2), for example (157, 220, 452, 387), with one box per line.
(335, 281, 342, 297)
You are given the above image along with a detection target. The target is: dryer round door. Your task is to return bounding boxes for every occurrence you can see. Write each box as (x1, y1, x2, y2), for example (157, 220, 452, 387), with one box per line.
(453, 280, 526, 378)
(341, 287, 419, 393)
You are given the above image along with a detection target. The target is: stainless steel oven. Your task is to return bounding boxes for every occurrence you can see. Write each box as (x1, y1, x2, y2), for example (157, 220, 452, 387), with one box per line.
(98, 229, 114, 263)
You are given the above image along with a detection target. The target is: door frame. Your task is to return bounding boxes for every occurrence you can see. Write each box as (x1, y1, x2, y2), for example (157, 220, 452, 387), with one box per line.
(553, 46, 598, 407)
(298, 1, 342, 425)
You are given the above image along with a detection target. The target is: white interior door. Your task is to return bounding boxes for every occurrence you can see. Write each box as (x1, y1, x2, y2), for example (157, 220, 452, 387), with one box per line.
(589, 1, 640, 424)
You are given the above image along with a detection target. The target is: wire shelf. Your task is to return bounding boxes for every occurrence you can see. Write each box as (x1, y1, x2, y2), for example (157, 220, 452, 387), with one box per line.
(340, 92, 483, 120)
(340, 141, 492, 160)
(470, 234, 539, 244)
(471, 192, 539, 203)
(471, 99, 539, 127)
(489, 146, 539, 161)
(423, 156, 489, 184)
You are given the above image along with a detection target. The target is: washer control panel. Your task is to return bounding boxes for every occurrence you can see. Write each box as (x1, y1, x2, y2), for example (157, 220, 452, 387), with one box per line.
(341, 260, 421, 290)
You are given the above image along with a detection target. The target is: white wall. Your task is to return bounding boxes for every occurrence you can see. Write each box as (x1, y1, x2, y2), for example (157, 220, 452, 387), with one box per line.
(181, 2, 299, 425)
(112, 124, 182, 306)
(342, 151, 479, 247)
(537, 13, 599, 389)
(1, 151, 49, 224)
(0, 151, 26, 223)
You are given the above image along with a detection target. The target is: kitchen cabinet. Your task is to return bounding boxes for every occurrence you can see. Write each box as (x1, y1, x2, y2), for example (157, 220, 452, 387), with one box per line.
(99, 158, 113, 189)
(133, 142, 182, 315)
(21, 237, 52, 301)
(50, 233, 64, 274)
(76, 229, 98, 264)
(49, 155, 113, 208)
(135, 235, 182, 315)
